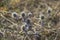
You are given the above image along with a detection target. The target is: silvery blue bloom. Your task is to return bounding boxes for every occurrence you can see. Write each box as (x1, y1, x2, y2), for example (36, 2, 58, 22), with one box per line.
(28, 12, 33, 17)
(12, 12, 18, 18)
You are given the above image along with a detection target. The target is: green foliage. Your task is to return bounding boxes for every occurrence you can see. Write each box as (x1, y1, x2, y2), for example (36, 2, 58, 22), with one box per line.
(0, 2, 4, 7)
(0, 0, 9, 7)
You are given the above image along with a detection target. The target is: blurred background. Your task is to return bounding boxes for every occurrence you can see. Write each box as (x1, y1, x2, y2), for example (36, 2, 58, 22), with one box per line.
(0, 0, 60, 40)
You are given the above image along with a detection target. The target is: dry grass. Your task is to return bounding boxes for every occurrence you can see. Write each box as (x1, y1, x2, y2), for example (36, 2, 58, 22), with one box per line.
(0, 0, 60, 40)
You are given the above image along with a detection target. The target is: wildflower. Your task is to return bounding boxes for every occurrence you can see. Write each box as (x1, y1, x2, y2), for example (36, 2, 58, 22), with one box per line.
(47, 7, 52, 17)
(39, 19, 45, 27)
(11, 12, 20, 21)
(13, 13, 17, 17)
(48, 9, 51, 13)
(23, 24, 32, 32)
(20, 11, 27, 22)
(12, 12, 18, 18)
(41, 16, 44, 19)
(23, 19, 32, 32)
(26, 19, 31, 24)
(41, 20, 45, 26)
(25, 25, 30, 31)
(47, 7, 52, 13)
(39, 13, 45, 20)
(28, 12, 33, 17)
(21, 12, 25, 18)
(21, 11, 26, 17)
(39, 13, 45, 27)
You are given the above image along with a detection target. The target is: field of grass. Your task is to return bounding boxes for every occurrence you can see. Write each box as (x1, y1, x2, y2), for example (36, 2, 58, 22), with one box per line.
(0, 0, 60, 40)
